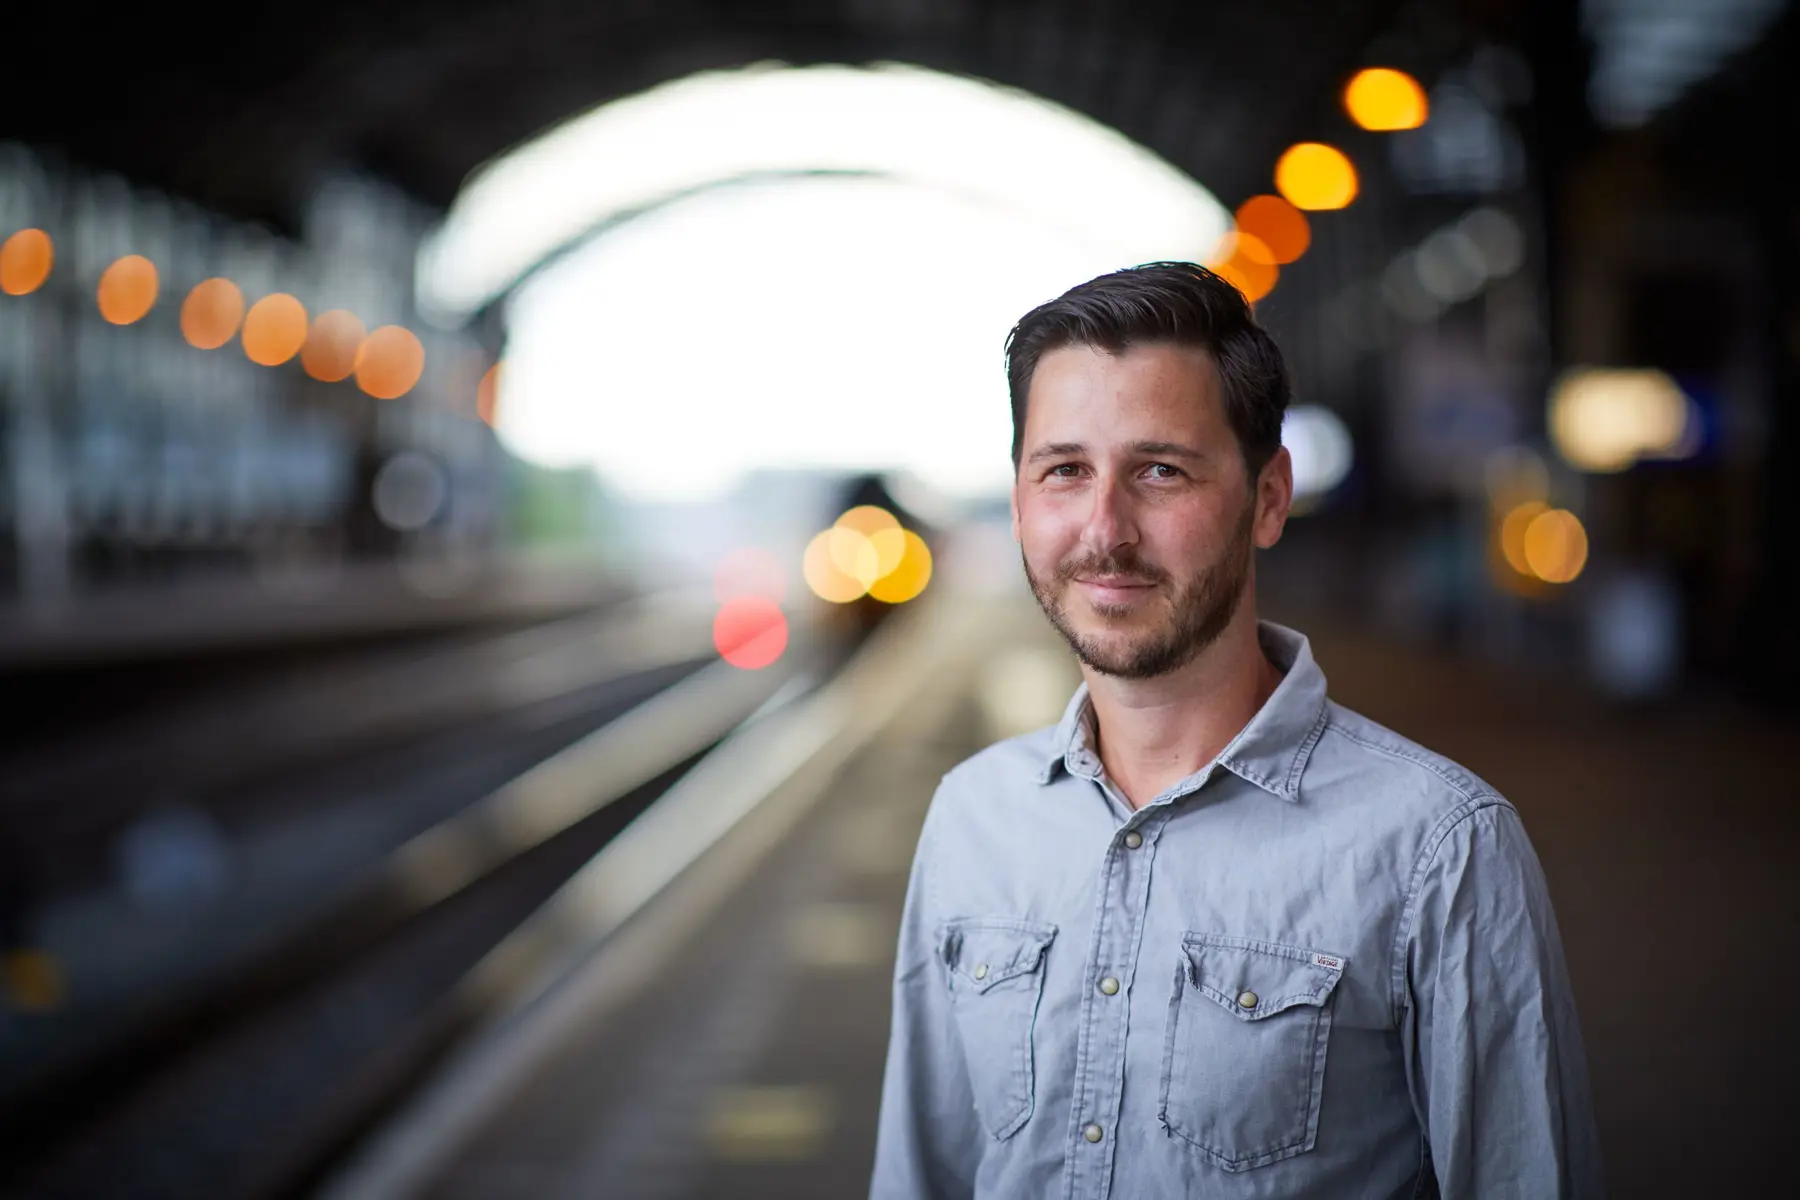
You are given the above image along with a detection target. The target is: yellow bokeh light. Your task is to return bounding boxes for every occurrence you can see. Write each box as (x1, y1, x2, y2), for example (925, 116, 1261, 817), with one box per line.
(1209, 231, 1278, 302)
(356, 325, 426, 399)
(1233, 195, 1310, 264)
(1344, 67, 1429, 131)
(868, 530, 932, 604)
(242, 293, 309, 366)
(834, 506, 905, 576)
(302, 309, 367, 382)
(1, 228, 54, 295)
(826, 526, 881, 587)
(1523, 509, 1588, 584)
(1548, 367, 1694, 473)
(834, 504, 900, 538)
(804, 514, 931, 604)
(97, 254, 159, 324)
(180, 278, 244, 349)
(1499, 501, 1549, 577)
(868, 527, 907, 579)
(1275, 143, 1360, 211)
(804, 528, 870, 603)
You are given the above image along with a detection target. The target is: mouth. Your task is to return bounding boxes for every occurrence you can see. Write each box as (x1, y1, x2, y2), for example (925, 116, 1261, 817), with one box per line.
(1074, 576, 1158, 605)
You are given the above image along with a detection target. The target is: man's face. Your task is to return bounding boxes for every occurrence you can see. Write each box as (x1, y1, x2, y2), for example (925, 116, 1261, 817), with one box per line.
(1010, 342, 1291, 679)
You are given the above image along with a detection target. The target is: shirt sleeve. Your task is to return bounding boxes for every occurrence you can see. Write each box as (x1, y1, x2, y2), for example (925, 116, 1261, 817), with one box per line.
(870, 785, 982, 1199)
(1399, 801, 1606, 1199)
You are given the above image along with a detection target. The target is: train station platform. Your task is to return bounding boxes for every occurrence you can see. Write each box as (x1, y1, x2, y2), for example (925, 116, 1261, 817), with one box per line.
(319, 585, 1794, 1200)
(0, 549, 628, 669)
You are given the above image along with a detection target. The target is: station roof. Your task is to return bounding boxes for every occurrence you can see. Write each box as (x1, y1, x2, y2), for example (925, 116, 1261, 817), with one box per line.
(5, 0, 1428, 234)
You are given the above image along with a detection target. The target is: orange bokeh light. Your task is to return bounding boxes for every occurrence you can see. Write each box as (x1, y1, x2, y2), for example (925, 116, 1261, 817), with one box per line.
(1233, 195, 1311, 264)
(179, 278, 245, 349)
(1210, 231, 1279, 302)
(356, 325, 426, 399)
(1274, 143, 1360, 211)
(713, 595, 789, 669)
(477, 361, 501, 424)
(302, 309, 366, 382)
(867, 530, 933, 604)
(97, 255, 159, 324)
(1499, 501, 1549, 577)
(1, 228, 53, 296)
(242, 293, 309, 366)
(1523, 508, 1589, 584)
(1344, 67, 1429, 131)
(833, 505, 906, 578)
(803, 528, 869, 603)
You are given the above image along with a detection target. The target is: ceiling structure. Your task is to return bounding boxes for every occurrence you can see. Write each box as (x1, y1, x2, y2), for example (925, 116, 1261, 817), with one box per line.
(1, 0, 1465, 237)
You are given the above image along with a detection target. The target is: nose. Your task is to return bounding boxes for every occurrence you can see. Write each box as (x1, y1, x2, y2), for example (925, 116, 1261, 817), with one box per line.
(1079, 472, 1138, 558)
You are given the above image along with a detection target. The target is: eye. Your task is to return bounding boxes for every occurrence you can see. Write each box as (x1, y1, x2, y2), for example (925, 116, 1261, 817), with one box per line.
(1143, 463, 1184, 480)
(1047, 463, 1084, 479)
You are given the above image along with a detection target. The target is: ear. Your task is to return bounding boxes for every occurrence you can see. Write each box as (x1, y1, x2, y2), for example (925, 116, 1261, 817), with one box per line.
(1009, 476, 1022, 544)
(1253, 445, 1293, 550)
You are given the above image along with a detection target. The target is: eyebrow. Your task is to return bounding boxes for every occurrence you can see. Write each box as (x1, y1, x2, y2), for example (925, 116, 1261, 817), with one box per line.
(1026, 440, 1207, 463)
(1127, 440, 1206, 460)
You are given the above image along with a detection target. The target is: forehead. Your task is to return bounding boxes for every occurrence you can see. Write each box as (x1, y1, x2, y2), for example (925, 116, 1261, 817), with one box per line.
(1023, 342, 1228, 445)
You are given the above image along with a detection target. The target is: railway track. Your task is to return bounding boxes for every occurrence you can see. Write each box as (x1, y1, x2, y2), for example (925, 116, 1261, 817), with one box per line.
(0, 595, 854, 1199)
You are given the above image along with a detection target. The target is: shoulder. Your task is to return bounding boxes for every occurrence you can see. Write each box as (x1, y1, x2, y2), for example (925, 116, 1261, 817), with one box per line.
(934, 724, 1059, 802)
(919, 725, 1060, 834)
(1309, 699, 1514, 839)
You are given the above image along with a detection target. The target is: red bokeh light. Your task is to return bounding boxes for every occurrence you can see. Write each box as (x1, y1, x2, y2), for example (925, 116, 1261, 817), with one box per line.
(713, 595, 788, 670)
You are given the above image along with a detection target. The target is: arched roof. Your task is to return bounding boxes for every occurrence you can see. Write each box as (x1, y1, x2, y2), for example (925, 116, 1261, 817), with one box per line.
(4, 0, 1408, 233)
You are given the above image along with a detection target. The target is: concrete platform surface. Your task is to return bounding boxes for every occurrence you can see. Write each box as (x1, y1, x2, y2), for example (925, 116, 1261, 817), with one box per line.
(388, 602, 1793, 1198)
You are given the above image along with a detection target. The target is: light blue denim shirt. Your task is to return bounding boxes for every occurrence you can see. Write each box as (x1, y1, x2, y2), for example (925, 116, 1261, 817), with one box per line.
(872, 621, 1602, 1199)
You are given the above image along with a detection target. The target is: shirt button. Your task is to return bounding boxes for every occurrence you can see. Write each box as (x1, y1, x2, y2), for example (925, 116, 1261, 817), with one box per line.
(1082, 1123, 1104, 1143)
(1123, 830, 1143, 849)
(1098, 976, 1120, 995)
(973, 964, 988, 980)
(1237, 990, 1259, 1009)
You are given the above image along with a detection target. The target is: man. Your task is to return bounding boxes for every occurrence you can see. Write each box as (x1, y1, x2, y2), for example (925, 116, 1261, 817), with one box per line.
(870, 263, 1602, 1198)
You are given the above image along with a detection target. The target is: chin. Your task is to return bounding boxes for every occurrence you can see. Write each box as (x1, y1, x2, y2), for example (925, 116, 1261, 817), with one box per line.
(1078, 623, 1162, 661)
(1080, 596, 1162, 625)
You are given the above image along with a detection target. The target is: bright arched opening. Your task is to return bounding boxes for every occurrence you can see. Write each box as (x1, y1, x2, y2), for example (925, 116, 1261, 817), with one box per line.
(423, 62, 1231, 506)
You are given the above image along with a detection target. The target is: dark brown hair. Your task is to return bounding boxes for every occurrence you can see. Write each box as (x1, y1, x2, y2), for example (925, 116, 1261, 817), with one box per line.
(1003, 261, 1291, 477)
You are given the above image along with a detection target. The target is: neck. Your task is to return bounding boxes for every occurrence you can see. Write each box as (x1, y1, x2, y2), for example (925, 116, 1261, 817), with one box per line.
(1082, 603, 1283, 810)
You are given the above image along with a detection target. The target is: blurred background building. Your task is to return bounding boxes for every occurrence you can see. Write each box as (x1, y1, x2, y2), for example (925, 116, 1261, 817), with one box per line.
(0, 1, 1795, 1197)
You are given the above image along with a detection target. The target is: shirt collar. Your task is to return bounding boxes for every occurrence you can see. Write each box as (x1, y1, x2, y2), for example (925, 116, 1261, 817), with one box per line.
(1035, 619, 1330, 803)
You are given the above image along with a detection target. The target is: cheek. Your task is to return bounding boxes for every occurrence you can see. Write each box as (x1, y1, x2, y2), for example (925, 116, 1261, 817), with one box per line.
(1143, 499, 1236, 562)
(1017, 496, 1081, 563)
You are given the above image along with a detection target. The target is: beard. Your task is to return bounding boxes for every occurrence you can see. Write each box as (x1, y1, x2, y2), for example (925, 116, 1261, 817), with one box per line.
(1023, 501, 1255, 680)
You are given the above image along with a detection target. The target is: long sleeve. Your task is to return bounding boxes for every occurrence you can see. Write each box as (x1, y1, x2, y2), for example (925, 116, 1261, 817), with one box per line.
(870, 790, 982, 1199)
(1400, 801, 1606, 1198)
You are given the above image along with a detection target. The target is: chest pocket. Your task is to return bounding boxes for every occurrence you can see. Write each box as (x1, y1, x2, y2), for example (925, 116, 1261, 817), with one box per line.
(1158, 933, 1346, 1172)
(940, 918, 1057, 1141)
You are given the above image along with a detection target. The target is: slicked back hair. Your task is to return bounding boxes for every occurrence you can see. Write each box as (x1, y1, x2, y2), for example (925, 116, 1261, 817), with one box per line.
(1004, 262, 1291, 479)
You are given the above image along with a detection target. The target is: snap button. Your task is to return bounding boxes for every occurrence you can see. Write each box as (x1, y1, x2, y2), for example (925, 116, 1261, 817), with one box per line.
(1123, 830, 1143, 849)
(1082, 1123, 1104, 1143)
(972, 963, 988, 980)
(1237, 990, 1259, 1009)
(1098, 976, 1120, 996)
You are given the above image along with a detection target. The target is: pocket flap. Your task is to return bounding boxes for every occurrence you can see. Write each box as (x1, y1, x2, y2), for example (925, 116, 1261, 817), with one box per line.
(943, 919, 1057, 993)
(1180, 934, 1346, 1020)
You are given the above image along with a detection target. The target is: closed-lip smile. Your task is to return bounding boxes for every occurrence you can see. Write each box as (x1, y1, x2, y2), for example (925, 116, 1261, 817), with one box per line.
(1077, 576, 1156, 601)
